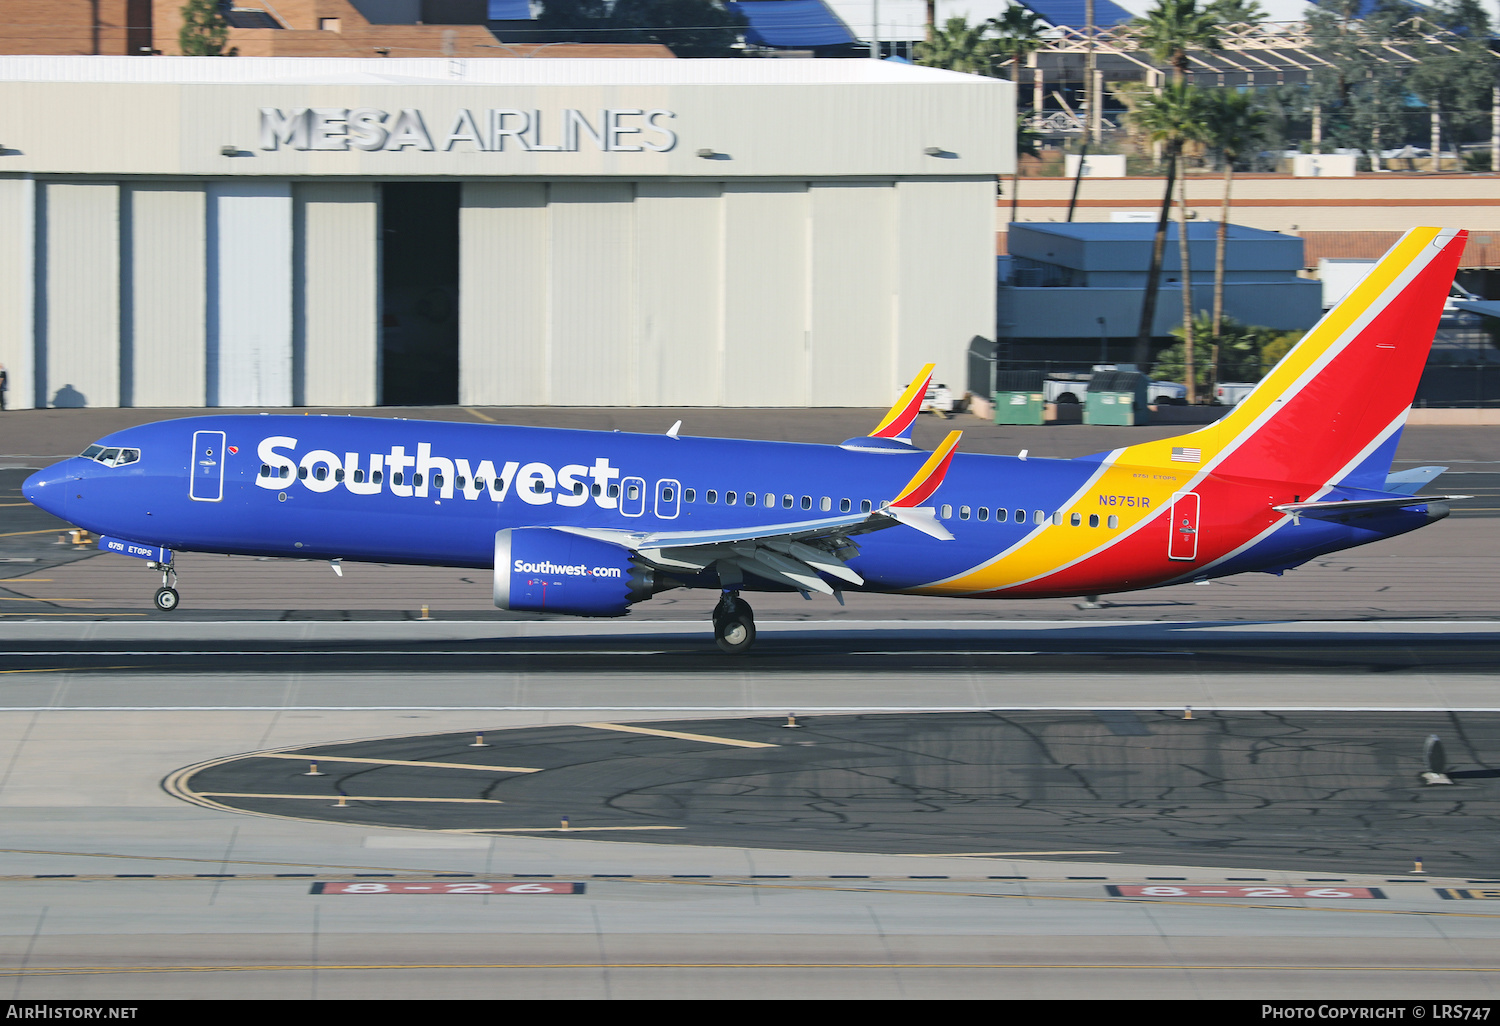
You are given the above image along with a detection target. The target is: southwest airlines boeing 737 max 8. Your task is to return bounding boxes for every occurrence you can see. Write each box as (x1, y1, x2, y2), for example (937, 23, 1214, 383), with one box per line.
(23, 227, 1470, 652)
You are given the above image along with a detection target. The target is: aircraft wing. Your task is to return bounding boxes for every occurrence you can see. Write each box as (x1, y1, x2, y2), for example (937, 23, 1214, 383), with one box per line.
(555, 430, 964, 596)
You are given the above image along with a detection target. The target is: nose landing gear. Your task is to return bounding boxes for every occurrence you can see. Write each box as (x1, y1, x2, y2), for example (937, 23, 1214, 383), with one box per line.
(712, 591, 755, 654)
(149, 560, 180, 612)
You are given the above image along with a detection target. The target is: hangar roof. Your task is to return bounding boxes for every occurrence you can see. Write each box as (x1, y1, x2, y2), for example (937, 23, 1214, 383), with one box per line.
(0, 54, 997, 87)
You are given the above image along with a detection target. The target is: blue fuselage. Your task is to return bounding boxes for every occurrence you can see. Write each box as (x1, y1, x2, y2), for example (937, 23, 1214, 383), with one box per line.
(23, 414, 1438, 600)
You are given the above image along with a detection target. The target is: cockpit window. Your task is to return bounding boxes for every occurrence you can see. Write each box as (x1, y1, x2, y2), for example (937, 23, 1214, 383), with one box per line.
(82, 446, 141, 468)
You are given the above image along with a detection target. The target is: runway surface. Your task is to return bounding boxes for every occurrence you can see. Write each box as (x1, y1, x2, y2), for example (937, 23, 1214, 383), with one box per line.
(0, 413, 1496, 998)
(171, 709, 1500, 875)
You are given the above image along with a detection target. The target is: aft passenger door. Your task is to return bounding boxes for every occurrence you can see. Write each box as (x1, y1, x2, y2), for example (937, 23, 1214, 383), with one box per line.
(1167, 492, 1200, 561)
(189, 430, 226, 502)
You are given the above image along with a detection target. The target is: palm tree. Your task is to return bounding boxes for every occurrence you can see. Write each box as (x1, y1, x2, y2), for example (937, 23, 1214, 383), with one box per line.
(1127, 1, 1224, 375)
(992, 4, 1048, 228)
(991, 4, 1047, 97)
(915, 17, 1001, 77)
(1131, 82, 1212, 399)
(1201, 89, 1268, 390)
(1134, 0, 1223, 85)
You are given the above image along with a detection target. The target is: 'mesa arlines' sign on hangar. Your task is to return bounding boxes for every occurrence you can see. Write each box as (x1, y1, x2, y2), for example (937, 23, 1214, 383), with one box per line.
(259, 107, 680, 153)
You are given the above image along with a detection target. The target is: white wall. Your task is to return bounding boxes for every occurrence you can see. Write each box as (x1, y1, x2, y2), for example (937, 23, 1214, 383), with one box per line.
(41, 182, 119, 409)
(459, 176, 993, 407)
(0, 177, 34, 410)
(208, 181, 293, 407)
(125, 182, 206, 407)
(295, 182, 378, 407)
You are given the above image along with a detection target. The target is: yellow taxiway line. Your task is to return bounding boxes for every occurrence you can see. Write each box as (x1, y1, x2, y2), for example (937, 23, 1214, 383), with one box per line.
(255, 753, 540, 773)
(579, 722, 777, 749)
(198, 793, 502, 804)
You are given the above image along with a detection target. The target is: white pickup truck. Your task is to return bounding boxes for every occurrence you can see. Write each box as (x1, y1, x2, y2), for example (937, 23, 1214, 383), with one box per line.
(1043, 366, 1188, 406)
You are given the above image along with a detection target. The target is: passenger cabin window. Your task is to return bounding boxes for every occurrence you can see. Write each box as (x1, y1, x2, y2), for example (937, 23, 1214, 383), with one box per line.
(1108, 515, 1119, 529)
(1070, 512, 1081, 526)
(707, 490, 718, 504)
(801, 496, 811, 510)
(978, 507, 989, 521)
(959, 506, 970, 520)
(783, 495, 793, 509)
(661, 487, 674, 502)
(726, 491, 737, 505)
(1089, 514, 1099, 527)
(998, 508, 1008, 522)
(940, 504, 952, 519)
(1033, 510, 1044, 524)
(372, 470, 383, 484)
(685, 489, 695, 503)
(746, 492, 757, 506)
(765, 493, 775, 508)
(298, 467, 309, 480)
(607, 484, 619, 498)
(860, 500, 872, 513)
(626, 483, 640, 500)
(840, 498, 851, 513)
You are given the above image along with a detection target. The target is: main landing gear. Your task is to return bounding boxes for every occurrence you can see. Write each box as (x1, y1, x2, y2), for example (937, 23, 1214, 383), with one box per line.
(712, 591, 755, 655)
(149, 560, 180, 612)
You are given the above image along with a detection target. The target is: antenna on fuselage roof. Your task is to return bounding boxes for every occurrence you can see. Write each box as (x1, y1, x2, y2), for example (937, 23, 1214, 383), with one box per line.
(666, 420, 682, 439)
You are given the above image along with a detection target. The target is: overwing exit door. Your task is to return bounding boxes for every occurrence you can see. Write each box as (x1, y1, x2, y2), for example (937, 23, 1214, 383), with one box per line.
(190, 430, 226, 501)
(1168, 492, 1201, 561)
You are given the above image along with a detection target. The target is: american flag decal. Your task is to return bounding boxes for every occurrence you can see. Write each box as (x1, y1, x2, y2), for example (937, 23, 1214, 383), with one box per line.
(1171, 447, 1202, 463)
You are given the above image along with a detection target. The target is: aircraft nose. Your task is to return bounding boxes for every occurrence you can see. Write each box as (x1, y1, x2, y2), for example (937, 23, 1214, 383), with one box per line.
(23, 465, 69, 518)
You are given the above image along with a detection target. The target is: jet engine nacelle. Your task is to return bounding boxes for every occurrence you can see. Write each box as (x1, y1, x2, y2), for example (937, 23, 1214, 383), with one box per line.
(494, 527, 654, 617)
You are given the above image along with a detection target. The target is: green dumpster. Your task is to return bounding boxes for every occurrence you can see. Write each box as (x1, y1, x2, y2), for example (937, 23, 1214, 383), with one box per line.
(1084, 390, 1138, 425)
(993, 370, 1046, 426)
(1083, 370, 1150, 426)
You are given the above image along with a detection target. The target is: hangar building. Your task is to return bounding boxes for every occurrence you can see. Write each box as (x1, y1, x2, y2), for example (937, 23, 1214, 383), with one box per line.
(0, 56, 1010, 410)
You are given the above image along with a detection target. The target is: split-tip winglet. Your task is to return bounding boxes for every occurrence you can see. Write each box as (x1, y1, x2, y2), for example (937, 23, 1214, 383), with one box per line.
(868, 363, 936, 443)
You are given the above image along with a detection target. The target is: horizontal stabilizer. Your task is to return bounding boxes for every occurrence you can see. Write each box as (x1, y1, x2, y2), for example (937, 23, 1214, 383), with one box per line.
(1274, 495, 1469, 520)
(1384, 466, 1448, 495)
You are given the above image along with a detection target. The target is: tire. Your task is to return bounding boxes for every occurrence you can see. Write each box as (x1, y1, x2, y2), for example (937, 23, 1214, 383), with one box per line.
(714, 612, 756, 655)
(153, 587, 180, 612)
